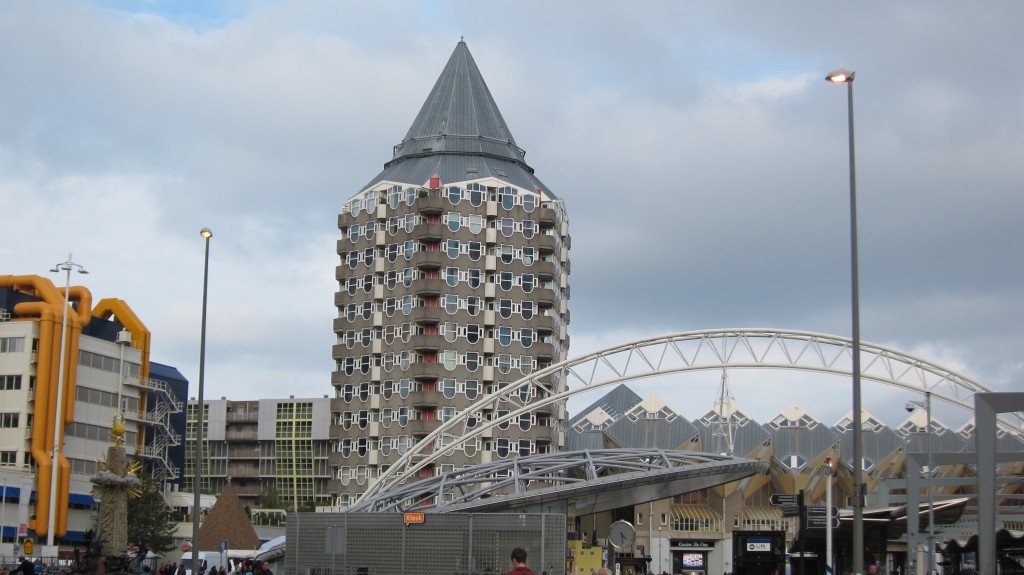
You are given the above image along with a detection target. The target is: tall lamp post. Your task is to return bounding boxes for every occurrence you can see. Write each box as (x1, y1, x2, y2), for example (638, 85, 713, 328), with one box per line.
(826, 68, 865, 575)
(906, 392, 934, 575)
(192, 228, 213, 575)
(48, 254, 88, 548)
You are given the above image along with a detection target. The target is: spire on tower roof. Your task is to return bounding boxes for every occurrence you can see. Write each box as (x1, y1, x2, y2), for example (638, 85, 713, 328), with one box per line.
(364, 41, 555, 197)
(388, 40, 525, 167)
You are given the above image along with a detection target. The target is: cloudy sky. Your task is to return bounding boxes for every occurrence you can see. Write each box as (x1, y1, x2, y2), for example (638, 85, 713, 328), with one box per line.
(2, 1, 1021, 430)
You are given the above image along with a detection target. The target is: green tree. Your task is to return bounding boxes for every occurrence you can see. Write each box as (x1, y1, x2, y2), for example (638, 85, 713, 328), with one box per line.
(127, 471, 178, 556)
(258, 486, 283, 509)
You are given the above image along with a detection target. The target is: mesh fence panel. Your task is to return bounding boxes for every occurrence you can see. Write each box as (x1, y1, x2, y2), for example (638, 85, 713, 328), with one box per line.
(285, 512, 566, 575)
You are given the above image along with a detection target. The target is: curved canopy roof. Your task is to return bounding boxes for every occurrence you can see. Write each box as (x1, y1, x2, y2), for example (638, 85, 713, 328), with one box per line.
(345, 449, 768, 515)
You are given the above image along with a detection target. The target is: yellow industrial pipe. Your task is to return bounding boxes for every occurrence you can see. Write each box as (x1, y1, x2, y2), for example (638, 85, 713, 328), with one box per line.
(0, 275, 91, 538)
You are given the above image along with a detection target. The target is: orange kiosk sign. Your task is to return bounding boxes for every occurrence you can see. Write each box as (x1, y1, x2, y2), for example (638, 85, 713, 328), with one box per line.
(403, 512, 425, 525)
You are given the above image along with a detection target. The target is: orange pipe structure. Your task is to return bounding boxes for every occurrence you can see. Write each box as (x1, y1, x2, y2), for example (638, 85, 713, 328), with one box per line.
(0, 275, 91, 538)
(92, 298, 150, 380)
(92, 298, 153, 453)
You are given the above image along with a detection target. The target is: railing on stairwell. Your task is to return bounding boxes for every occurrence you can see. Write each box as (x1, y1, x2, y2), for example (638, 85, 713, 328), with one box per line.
(122, 373, 184, 483)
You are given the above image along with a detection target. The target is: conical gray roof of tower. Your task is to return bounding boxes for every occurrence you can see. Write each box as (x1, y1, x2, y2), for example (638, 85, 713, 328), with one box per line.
(364, 41, 556, 198)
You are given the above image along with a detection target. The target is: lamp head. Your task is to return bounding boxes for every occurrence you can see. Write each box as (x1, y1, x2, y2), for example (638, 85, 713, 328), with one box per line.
(200, 228, 213, 239)
(905, 401, 916, 413)
(826, 68, 855, 83)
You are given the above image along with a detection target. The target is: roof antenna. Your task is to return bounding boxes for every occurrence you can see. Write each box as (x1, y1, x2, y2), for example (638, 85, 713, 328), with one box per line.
(712, 370, 736, 455)
(460, 36, 464, 43)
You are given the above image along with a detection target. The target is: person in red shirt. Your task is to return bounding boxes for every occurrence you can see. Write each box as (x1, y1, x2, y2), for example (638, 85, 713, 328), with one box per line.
(506, 548, 536, 575)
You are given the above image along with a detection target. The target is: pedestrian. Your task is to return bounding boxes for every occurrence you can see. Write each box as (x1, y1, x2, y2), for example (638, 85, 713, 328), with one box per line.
(505, 548, 536, 575)
(260, 562, 273, 575)
(19, 558, 34, 575)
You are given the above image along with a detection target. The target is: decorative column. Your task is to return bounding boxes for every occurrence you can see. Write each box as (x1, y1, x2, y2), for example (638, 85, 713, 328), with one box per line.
(90, 427, 142, 572)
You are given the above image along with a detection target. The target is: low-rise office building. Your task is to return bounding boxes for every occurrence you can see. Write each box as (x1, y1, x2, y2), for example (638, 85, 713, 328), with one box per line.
(0, 274, 186, 556)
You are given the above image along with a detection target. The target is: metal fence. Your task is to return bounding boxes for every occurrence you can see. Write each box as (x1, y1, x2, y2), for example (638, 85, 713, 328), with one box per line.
(285, 512, 566, 575)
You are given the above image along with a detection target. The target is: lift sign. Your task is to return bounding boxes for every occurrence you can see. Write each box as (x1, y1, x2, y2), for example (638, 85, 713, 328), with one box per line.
(746, 539, 771, 552)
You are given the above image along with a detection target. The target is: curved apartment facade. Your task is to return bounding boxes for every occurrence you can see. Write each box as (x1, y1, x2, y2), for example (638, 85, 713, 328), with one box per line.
(330, 41, 570, 507)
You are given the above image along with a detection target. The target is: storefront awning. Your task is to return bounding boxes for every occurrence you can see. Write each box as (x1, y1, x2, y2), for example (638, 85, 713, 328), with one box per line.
(742, 506, 782, 523)
(671, 504, 720, 521)
(741, 505, 786, 527)
(671, 504, 722, 530)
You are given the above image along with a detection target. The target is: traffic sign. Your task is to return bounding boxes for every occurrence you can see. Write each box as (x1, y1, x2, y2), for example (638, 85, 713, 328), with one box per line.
(806, 506, 839, 517)
(23, 538, 34, 555)
(182, 543, 191, 552)
(807, 516, 841, 529)
(769, 493, 800, 506)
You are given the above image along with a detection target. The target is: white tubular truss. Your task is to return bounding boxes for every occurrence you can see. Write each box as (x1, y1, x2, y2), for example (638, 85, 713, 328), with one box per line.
(357, 328, 1022, 502)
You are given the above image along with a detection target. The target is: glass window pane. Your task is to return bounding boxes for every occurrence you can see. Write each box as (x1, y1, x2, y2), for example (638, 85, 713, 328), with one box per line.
(521, 329, 534, 348)
(443, 350, 458, 371)
(444, 295, 459, 314)
(523, 194, 536, 212)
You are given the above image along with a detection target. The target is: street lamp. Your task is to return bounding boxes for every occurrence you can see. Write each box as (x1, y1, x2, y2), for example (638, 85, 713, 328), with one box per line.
(192, 228, 212, 575)
(906, 392, 934, 575)
(826, 67, 865, 575)
(48, 254, 88, 548)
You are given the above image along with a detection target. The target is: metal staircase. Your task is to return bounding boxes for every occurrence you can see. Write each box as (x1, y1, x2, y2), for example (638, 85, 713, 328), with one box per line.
(125, 374, 183, 481)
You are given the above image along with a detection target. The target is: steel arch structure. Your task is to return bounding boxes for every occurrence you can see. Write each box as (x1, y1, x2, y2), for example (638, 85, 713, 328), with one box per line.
(358, 328, 1023, 502)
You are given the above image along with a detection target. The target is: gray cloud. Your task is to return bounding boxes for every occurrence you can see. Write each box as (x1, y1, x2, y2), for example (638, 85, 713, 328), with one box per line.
(1, 0, 1020, 427)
